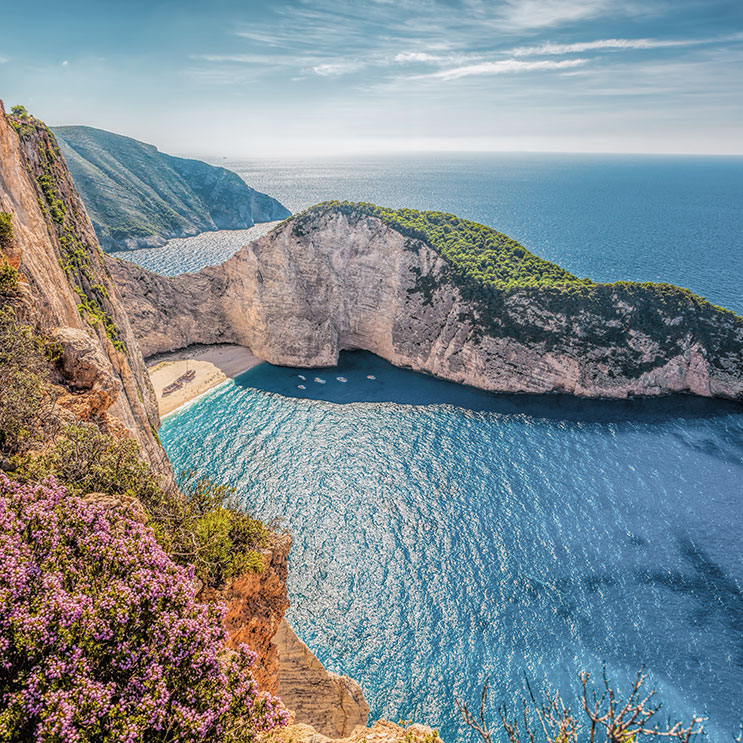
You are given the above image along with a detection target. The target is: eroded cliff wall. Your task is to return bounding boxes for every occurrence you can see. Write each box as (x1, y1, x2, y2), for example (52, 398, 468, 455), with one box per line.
(274, 619, 369, 738)
(110, 206, 743, 401)
(0, 103, 170, 473)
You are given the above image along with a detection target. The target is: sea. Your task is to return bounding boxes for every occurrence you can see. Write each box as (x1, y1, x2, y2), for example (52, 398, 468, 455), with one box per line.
(127, 154, 743, 742)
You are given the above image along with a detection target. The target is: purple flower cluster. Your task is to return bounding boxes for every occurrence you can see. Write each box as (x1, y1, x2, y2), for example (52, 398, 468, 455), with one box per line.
(0, 475, 290, 742)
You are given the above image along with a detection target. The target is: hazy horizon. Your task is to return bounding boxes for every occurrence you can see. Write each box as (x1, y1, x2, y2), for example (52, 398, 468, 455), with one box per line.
(2, 0, 742, 157)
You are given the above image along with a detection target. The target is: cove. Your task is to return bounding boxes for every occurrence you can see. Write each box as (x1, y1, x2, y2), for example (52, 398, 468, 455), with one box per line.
(159, 351, 743, 743)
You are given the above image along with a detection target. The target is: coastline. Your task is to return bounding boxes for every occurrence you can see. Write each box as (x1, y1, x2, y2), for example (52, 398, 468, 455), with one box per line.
(148, 344, 263, 417)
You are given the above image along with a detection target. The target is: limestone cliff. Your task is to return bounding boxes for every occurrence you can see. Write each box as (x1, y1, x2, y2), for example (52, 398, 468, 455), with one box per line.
(109, 204, 743, 401)
(200, 534, 291, 695)
(200, 535, 370, 738)
(274, 620, 369, 738)
(0, 102, 170, 473)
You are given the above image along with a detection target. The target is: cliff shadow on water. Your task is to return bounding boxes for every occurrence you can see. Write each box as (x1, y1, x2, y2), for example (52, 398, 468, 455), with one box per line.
(234, 350, 743, 425)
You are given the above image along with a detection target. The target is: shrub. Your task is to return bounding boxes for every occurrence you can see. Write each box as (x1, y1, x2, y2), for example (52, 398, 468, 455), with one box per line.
(0, 212, 12, 249)
(0, 475, 289, 742)
(0, 257, 18, 295)
(18, 423, 163, 503)
(456, 671, 704, 743)
(18, 428, 269, 587)
(0, 310, 56, 455)
(157, 468, 270, 586)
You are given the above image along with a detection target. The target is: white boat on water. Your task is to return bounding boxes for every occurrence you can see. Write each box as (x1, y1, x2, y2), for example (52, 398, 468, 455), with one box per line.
(314, 377, 326, 384)
(367, 375, 376, 380)
(336, 376, 347, 382)
(297, 384, 306, 390)
(298, 374, 306, 380)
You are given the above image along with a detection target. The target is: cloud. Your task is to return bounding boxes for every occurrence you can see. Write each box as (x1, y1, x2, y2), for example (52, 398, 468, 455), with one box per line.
(511, 38, 707, 56)
(491, 0, 613, 31)
(312, 61, 364, 76)
(394, 51, 446, 64)
(233, 30, 282, 46)
(428, 57, 589, 81)
(0, 55, 8, 64)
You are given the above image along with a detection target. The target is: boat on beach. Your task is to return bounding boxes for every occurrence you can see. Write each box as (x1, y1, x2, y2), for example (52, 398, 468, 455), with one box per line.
(162, 381, 182, 396)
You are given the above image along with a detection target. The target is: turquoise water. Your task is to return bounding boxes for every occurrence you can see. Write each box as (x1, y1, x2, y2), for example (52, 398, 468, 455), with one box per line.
(127, 154, 743, 314)
(160, 353, 743, 743)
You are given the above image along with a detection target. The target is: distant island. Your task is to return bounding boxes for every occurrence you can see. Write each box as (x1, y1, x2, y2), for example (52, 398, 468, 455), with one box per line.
(53, 125, 290, 251)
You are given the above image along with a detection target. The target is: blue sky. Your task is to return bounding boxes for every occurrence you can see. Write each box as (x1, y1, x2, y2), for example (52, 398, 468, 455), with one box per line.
(1, 0, 741, 156)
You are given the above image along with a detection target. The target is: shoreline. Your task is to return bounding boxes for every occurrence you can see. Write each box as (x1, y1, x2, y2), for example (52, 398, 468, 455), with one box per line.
(147, 344, 263, 417)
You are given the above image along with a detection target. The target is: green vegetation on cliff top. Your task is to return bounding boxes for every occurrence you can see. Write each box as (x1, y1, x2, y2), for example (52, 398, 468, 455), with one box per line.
(294, 201, 741, 322)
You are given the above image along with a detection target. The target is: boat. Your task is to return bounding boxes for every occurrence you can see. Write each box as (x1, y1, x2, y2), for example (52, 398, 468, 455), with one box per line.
(298, 374, 306, 380)
(336, 376, 347, 382)
(314, 377, 326, 384)
(162, 381, 182, 396)
(297, 384, 306, 390)
(366, 375, 376, 380)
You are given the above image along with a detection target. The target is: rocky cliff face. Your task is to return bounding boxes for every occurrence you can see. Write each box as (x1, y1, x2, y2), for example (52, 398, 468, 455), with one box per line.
(54, 125, 290, 251)
(274, 620, 369, 738)
(110, 206, 743, 401)
(200, 535, 370, 738)
(200, 534, 292, 695)
(0, 103, 170, 473)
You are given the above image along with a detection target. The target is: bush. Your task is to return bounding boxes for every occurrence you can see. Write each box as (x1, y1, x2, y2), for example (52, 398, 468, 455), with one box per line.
(18, 423, 163, 503)
(157, 468, 270, 586)
(18, 427, 269, 587)
(0, 475, 289, 742)
(0, 310, 56, 455)
(0, 257, 18, 295)
(0, 212, 12, 250)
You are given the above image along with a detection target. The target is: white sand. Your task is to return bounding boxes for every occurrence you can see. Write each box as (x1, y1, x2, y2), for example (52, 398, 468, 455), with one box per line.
(148, 344, 263, 417)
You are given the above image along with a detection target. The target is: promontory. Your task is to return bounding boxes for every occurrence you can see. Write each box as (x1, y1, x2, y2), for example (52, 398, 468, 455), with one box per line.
(109, 201, 743, 401)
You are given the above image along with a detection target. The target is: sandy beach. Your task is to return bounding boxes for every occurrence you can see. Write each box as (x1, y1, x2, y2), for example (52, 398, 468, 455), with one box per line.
(147, 344, 263, 417)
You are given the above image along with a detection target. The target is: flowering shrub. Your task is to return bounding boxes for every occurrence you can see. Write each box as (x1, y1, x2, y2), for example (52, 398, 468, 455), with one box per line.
(0, 475, 289, 742)
(17, 425, 269, 587)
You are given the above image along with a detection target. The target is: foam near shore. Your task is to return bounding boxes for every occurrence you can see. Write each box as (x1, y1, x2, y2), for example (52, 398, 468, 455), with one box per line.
(148, 344, 262, 417)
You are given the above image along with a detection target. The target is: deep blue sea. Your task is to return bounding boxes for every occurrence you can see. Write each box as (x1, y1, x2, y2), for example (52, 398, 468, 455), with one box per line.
(126, 154, 743, 315)
(149, 155, 743, 742)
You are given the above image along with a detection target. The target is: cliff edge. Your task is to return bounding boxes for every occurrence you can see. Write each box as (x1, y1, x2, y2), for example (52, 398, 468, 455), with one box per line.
(109, 202, 743, 401)
(0, 102, 170, 473)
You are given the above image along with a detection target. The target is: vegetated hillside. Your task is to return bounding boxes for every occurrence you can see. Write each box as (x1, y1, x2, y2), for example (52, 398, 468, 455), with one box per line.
(292, 202, 743, 368)
(53, 125, 290, 251)
(111, 201, 743, 400)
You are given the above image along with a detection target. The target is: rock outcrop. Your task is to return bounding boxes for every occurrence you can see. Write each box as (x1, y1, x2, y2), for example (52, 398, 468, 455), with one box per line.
(274, 620, 369, 738)
(109, 204, 743, 401)
(199, 534, 292, 695)
(278, 719, 440, 743)
(54, 125, 290, 251)
(0, 102, 170, 473)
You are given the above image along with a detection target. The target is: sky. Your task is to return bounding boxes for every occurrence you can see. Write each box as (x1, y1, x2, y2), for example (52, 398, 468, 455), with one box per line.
(1, 0, 742, 157)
